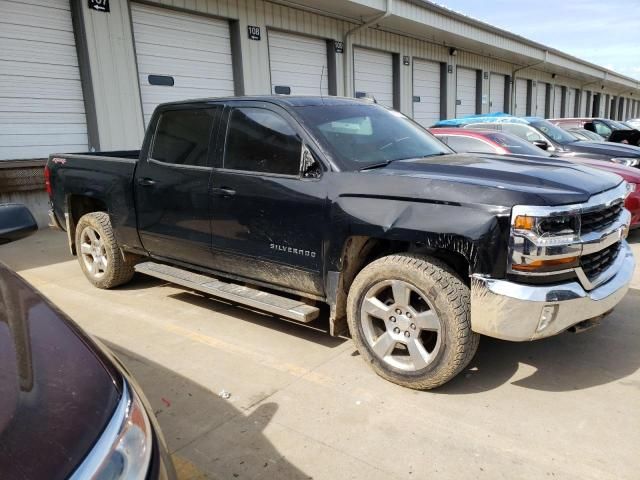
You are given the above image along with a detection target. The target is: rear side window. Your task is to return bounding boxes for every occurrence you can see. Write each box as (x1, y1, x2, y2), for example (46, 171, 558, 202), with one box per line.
(151, 108, 217, 167)
(223, 108, 301, 176)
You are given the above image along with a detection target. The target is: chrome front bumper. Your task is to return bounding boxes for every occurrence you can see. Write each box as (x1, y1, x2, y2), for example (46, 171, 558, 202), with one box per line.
(470, 241, 634, 341)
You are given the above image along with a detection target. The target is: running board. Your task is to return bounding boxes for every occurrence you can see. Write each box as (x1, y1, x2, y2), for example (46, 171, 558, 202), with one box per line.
(134, 261, 320, 323)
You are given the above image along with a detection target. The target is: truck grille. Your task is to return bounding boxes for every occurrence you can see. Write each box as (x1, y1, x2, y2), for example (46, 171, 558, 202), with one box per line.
(580, 201, 623, 234)
(580, 242, 621, 281)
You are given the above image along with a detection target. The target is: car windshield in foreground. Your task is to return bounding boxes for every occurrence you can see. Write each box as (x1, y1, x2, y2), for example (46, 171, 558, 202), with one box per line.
(530, 120, 578, 144)
(295, 104, 452, 169)
(485, 132, 552, 157)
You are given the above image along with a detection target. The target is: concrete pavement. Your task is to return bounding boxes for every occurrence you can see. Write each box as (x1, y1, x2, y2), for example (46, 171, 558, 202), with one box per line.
(1, 228, 639, 480)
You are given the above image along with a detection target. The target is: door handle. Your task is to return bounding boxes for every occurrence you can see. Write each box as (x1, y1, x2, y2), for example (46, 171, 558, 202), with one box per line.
(211, 187, 236, 197)
(137, 177, 157, 187)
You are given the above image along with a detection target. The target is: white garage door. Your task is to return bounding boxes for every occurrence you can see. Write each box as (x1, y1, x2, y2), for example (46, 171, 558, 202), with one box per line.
(567, 88, 576, 117)
(456, 67, 477, 118)
(131, 3, 235, 126)
(489, 73, 506, 113)
(553, 86, 563, 117)
(412, 59, 441, 127)
(514, 78, 528, 116)
(536, 82, 547, 117)
(268, 31, 328, 96)
(0, 0, 88, 160)
(353, 47, 394, 107)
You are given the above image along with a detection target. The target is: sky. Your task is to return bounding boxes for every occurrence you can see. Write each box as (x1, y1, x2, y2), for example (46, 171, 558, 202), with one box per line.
(434, 0, 640, 80)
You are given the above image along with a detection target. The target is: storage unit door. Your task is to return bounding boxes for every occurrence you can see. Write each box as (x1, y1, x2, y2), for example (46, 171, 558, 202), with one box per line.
(536, 82, 547, 117)
(412, 59, 441, 127)
(353, 47, 394, 107)
(456, 67, 477, 118)
(514, 78, 528, 116)
(489, 73, 506, 113)
(131, 3, 235, 126)
(268, 31, 328, 96)
(553, 86, 563, 117)
(0, 0, 88, 160)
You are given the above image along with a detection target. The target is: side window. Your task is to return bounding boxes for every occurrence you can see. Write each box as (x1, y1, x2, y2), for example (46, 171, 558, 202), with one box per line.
(503, 124, 544, 142)
(594, 122, 612, 137)
(224, 108, 301, 176)
(445, 136, 496, 154)
(150, 108, 217, 167)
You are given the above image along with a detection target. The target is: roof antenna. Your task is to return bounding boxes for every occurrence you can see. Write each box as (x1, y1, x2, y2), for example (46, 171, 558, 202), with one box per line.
(320, 65, 325, 104)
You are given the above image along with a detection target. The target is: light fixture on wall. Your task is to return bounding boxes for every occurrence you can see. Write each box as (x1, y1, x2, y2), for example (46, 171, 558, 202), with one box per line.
(449, 47, 458, 56)
(551, 73, 556, 79)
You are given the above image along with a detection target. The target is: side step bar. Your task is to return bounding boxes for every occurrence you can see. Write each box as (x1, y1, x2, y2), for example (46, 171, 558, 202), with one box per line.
(135, 261, 320, 323)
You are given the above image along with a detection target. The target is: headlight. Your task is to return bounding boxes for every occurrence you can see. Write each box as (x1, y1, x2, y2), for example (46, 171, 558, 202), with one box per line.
(510, 213, 581, 273)
(70, 382, 152, 480)
(611, 157, 639, 167)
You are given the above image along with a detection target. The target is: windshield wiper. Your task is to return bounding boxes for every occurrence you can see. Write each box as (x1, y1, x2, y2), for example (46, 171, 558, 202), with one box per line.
(360, 160, 394, 170)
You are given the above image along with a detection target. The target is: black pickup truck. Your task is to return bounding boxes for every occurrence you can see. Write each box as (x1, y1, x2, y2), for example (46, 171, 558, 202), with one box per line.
(47, 96, 635, 389)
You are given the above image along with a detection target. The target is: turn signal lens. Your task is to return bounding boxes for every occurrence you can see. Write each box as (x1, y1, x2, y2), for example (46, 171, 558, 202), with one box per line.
(514, 215, 535, 230)
(512, 256, 579, 272)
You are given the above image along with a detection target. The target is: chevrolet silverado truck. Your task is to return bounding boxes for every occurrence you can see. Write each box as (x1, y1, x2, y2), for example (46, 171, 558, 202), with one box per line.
(46, 96, 635, 389)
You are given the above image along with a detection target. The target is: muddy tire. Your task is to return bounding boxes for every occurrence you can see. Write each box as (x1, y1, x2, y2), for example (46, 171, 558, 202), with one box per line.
(75, 212, 136, 289)
(347, 253, 479, 390)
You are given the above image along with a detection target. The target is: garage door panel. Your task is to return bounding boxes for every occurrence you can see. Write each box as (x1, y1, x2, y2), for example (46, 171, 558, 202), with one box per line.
(0, 0, 87, 160)
(0, 22, 76, 45)
(515, 78, 527, 116)
(536, 82, 547, 116)
(354, 47, 393, 106)
(0, 77, 84, 100)
(456, 67, 476, 118)
(489, 73, 505, 113)
(268, 31, 328, 96)
(413, 59, 441, 127)
(131, 3, 235, 125)
(553, 86, 562, 117)
(0, 38, 79, 65)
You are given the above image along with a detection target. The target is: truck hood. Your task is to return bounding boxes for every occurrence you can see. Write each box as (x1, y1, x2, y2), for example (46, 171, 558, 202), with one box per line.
(563, 140, 640, 158)
(0, 265, 121, 480)
(364, 153, 622, 206)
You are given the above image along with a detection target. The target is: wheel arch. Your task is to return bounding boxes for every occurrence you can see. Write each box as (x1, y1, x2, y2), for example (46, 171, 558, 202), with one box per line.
(66, 194, 108, 255)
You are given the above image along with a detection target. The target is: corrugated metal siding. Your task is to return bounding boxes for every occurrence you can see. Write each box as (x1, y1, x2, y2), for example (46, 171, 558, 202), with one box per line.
(0, 0, 88, 160)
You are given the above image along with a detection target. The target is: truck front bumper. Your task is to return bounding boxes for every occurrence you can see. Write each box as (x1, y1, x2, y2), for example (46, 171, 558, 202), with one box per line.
(470, 241, 634, 341)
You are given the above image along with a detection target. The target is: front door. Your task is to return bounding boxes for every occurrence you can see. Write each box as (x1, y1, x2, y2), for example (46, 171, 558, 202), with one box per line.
(135, 105, 222, 268)
(209, 104, 327, 296)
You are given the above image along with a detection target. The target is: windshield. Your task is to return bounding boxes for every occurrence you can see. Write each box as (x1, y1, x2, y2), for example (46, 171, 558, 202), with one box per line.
(485, 132, 552, 157)
(571, 128, 603, 142)
(295, 104, 452, 169)
(530, 120, 578, 144)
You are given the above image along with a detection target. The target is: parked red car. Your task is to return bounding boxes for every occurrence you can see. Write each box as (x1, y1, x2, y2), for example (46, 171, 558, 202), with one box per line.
(431, 128, 640, 228)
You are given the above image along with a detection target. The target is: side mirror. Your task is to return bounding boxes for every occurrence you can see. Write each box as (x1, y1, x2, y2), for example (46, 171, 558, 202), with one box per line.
(0, 204, 38, 245)
(300, 144, 321, 179)
(532, 140, 550, 151)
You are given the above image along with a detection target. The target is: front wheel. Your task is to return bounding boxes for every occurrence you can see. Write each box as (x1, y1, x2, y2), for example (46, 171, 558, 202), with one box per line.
(347, 254, 479, 390)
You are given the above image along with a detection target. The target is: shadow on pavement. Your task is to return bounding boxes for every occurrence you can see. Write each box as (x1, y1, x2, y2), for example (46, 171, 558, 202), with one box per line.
(0, 228, 72, 271)
(105, 342, 311, 480)
(436, 289, 640, 394)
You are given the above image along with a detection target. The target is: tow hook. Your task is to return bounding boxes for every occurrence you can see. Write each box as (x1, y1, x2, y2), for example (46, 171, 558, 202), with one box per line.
(566, 311, 612, 334)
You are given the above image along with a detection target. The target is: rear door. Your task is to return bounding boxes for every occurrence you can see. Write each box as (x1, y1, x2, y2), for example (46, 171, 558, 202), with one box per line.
(209, 102, 327, 295)
(135, 104, 222, 268)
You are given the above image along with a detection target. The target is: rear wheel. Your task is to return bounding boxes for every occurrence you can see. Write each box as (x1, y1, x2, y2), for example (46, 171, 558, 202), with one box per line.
(75, 212, 136, 289)
(347, 254, 479, 390)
